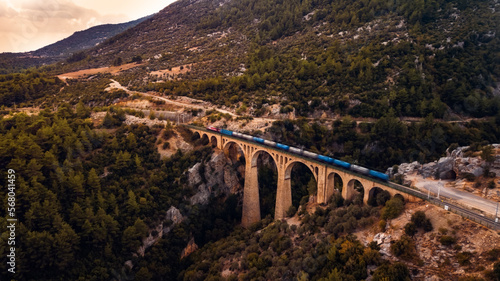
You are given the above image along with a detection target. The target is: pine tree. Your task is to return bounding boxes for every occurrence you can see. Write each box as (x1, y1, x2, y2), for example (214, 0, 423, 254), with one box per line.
(87, 168, 101, 192)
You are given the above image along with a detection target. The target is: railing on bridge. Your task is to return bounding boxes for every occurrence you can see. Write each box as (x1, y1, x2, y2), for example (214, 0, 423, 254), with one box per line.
(185, 125, 500, 231)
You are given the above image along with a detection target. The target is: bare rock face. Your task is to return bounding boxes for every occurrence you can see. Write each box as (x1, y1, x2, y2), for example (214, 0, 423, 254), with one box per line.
(187, 150, 244, 205)
(138, 206, 184, 257)
(166, 206, 184, 224)
(181, 238, 199, 259)
(372, 232, 392, 256)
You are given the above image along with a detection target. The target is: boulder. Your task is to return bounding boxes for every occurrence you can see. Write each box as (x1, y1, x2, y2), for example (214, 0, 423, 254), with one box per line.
(420, 162, 437, 179)
(166, 206, 184, 224)
(436, 157, 454, 178)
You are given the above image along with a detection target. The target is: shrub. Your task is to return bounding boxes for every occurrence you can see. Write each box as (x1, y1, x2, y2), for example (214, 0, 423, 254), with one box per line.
(456, 251, 473, 266)
(404, 222, 417, 236)
(411, 211, 433, 232)
(286, 205, 297, 217)
(462, 173, 476, 182)
(381, 197, 404, 220)
(390, 235, 417, 260)
(438, 227, 448, 235)
(372, 262, 411, 281)
(488, 180, 496, 189)
(162, 142, 170, 149)
(379, 220, 386, 232)
(376, 190, 391, 206)
(487, 248, 500, 261)
(439, 235, 457, 246)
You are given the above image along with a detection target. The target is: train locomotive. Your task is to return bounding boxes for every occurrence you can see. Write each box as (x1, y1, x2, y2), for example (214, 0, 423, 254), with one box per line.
(207, 127, 389, 181)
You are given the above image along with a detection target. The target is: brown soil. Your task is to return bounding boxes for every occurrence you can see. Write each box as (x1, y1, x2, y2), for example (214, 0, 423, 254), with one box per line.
(58, 62, 143, 80)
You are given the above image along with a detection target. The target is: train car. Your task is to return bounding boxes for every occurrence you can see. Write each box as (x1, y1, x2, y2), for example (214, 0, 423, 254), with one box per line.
(351, 164, 370, 175)
(333, 159, 351, 169)
(317, 155, 334, 164)
(288, 147, 302, 154)
(220, 129, 233, 136)
(240, 133, 254, 141)
(276, 143, 290, 151)
(369, 170, 389, 181)
(263, 140, 277, 147)
(253, 137, 265, 144)
(207, 126, 220, 132)
(302, 150, 318, 158)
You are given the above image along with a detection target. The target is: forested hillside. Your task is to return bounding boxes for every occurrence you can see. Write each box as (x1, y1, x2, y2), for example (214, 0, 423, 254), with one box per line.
(0, 107, 243, 280)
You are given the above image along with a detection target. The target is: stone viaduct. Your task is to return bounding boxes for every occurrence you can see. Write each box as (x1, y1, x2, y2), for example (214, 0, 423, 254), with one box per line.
(188, 126, 420, 227)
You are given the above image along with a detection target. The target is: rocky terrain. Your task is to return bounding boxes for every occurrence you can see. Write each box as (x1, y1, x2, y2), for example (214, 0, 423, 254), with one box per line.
(389, 144, 500, 199)
(356, 201, 500, 280)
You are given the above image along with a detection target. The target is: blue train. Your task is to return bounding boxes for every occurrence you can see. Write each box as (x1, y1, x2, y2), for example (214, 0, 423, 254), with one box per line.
(207, 127, 389, 181)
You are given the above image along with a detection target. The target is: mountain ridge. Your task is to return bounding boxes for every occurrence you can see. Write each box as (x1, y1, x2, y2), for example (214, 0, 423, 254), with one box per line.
(0, 15, 152, 72)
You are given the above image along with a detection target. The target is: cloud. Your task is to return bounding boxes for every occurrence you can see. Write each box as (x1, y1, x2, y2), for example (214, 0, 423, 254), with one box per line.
(0, 0, 129, 53)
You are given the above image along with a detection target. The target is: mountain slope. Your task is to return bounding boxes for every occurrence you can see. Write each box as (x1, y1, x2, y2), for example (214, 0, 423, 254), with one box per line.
(33, 15, 152, 58)
(53, 0, 499, 120)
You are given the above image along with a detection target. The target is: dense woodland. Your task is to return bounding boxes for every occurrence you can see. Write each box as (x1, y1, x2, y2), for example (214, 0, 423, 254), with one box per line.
(0, 109, 243, 280)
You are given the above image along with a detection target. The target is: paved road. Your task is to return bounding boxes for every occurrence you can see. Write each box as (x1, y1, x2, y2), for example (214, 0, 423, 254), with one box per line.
(405, 175, 500, 217)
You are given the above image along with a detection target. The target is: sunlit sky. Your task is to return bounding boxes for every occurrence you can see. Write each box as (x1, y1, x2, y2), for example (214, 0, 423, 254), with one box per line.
(0, 0, 177, 53)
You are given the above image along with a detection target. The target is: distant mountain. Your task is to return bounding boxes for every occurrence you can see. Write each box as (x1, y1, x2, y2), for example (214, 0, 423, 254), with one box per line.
(33, 16, 152, 58)
(0, 15, 151, 72)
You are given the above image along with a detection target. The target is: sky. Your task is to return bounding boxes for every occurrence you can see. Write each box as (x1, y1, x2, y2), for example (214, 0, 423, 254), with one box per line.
(0, 0, 176, 53)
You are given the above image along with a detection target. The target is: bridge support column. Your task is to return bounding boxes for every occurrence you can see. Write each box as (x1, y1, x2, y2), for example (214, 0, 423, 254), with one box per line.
(275, 168, 292, 220)
(217, 135, 223, 150)
(242, 158, 260, 227)
(316, 166, 327, 204)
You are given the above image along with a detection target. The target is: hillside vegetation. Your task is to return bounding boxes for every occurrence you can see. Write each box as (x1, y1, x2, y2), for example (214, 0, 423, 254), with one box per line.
(33, 0, 499, 119)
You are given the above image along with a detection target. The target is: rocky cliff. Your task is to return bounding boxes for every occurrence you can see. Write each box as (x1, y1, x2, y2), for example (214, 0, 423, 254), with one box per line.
(187, 149, 244, 205)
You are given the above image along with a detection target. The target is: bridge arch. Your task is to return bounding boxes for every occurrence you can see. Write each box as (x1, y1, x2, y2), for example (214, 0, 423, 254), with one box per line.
(210, 136, 218, 148)
(223, 141, 245, 163)
(199, 133, 209, 145)
(241, 149, 280, 221)
(345, 178, 364, 203)
(367, 186, 391, 207)
(326, 172, 344, 201)
(283, 161, 318, 214)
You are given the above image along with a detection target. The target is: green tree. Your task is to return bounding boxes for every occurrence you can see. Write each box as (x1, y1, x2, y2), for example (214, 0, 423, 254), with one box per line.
(87, 168, 101, 192)
(122, 218, 148, 252)
(381, 197, 404, 220)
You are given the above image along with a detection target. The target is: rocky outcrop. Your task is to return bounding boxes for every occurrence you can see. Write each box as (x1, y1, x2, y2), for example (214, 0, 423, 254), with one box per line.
(166, 206, 184, 225)
(181, 238, 199, 259)
(137, 206, 184, 257)
(187, 150, 244, 205)
(388, 144, 500, 181)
